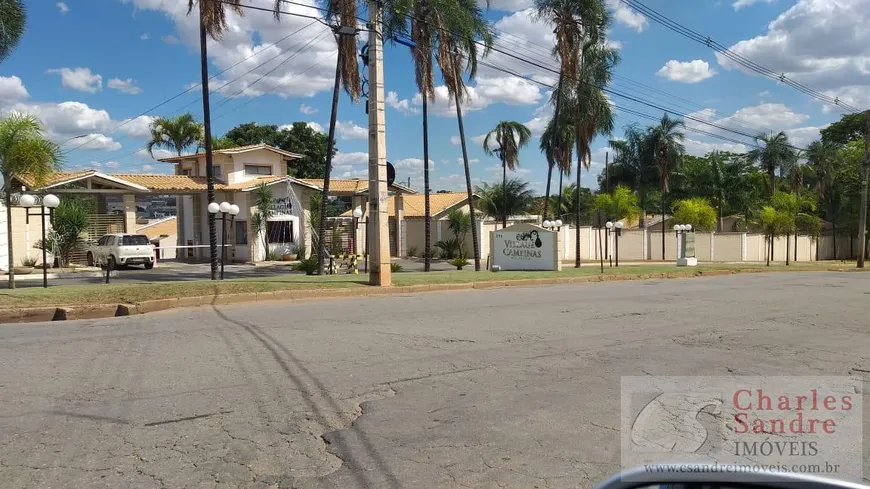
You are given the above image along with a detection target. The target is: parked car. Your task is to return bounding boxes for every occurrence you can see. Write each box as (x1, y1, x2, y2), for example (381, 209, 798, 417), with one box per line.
(87, 234, 155, 269)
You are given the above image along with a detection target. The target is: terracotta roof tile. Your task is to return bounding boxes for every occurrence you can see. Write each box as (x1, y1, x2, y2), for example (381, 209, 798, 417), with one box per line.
(299, 178, 368, 194)
(341, 192, 470, 218)
(156, 143, 302, 162)
(16, 171, 96, 188)
(111, 174, 213, 191)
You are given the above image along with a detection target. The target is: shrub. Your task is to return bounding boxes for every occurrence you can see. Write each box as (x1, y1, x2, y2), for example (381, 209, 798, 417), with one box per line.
(265, 249, 281, 261)
(20, 256, 38, 267)
(449, 257, 469, 270)
(406, 245, 418, 257)
(34, 197, 91, 267)
(390, 262, 402, 272)
(435, 238, 461, 259)
(292, 256, 319, 275)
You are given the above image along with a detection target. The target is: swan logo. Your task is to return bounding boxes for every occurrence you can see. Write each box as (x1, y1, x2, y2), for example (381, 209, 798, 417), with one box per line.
(515, 230, 543, 248)
(630, 393, 724, 454)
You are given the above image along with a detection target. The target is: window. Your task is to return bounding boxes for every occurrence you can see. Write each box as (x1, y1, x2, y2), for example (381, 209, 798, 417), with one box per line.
(235, 221, 248, 245)
(97, 236, 108, 246)
(181, 169, 192, 176)
(214, 165, 223, 179)
(245, 165, 272, 176)
(121, 235, 150, 246)
(266, 221, 294, 244)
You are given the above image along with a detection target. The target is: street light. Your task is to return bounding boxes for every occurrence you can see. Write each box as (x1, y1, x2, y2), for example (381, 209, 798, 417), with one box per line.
(19, 191, 60, 288)
(352, 206, 363, 256)
(209, 201, 240, 280)
(614, 221, 623, 267)
(605, 221, 614, 267)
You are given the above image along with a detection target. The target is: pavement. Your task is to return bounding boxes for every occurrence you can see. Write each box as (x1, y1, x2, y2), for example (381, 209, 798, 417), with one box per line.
(0, 272, 869, 488)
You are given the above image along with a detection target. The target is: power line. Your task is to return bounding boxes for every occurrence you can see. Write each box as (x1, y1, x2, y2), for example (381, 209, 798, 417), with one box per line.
(620, 0, 862, 113)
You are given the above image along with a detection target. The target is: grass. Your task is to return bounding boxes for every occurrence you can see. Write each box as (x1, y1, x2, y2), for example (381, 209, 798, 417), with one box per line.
(0, 262, 858, 310)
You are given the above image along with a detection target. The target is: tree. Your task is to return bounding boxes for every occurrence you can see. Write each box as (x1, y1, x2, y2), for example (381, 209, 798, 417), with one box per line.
(222, 122, 331, 178)
(433, 0, 493, 271)
(608, 124, 655, 228)
(539, 110, 574, 221)
(820, 113, 866, 146)
(593, 185, 640, 223)
(250, 183, 275, 261)
(475, 178, 535, 225)
(36, 197, 92, 267)
(672, 197, 717, 232)
(0, 0, 26, 62)
(0, 114, 63, 288)
(146, 114, 204, 157)
(648, 113, 685, 259)
(446, 208, 471, 259)
(187, 0, 243, 281)
(747, 131, 797, 197)
(483, 121, 532, 228)
(224, 122, 282, 146)
(534, 0, 607, 222)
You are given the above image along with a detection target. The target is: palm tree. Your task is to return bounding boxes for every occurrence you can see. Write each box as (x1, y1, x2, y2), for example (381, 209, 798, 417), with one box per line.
(187, 0, 243, 281)
(475, 178, 535, 224)
(0, 0, 26, 62)
(540, 105, 574, 221)
(533, 0, 607, 221)
(806, 139, 839, 256)
(146, 114, 204, 157)
(433, 0, 493, 271)
(609, 124, 654, 228)
(0, 114, 62, 289)
(647, 113, 685, 260)
(747, 131, 797, 197)
(482, 121, 531, 228)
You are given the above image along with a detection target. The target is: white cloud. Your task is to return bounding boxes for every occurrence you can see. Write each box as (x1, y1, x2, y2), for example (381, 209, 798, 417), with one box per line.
(299, 103, 318, 115)
(656, 60, 717, 84)
(605, 0, 647, 32)
(784, 125, 827, 148)
(306, 121, 324, 134)
(733, 0, 776, 10)
(108, 78, 142, 95)
(480, 0, 533, 12)
(136, 148, 175, 160)
(716, 0, 870, 111)
(46, 67, 103, 93)
(456, 157, 481, 164)
(105, 161, 120, 170)
(335, 120, 367, 140)
(140, 32, 150, 40)
(684, 138, 748, 157)
(683, 104, 809, 141)
(471, 135, 486, 145)
(450, 136, 461, 145)
(0, 76, 28, 102)
(76, 134, 122, 151)
(393, 158, 435, 172)
(333, 151, 368, 167)
(5, 101, 111, 135)
(386, 91, 419, 115)
(56, 2, 69, 14)
(161, 35, 181, 45)
(118, 115, 156, 139)
(141, 164, 155, 172)
(412, 86, 491, 117)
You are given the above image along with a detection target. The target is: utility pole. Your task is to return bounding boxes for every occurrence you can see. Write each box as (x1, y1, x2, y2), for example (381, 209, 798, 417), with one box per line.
(367, 0, 391, 286)
(857, 109, 870, 268)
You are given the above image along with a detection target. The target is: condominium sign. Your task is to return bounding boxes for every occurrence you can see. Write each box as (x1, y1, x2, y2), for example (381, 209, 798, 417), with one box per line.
(491, 223, 559, 271)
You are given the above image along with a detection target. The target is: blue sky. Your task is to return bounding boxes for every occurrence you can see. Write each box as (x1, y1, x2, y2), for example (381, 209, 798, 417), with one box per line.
(2, 0, 865, 194)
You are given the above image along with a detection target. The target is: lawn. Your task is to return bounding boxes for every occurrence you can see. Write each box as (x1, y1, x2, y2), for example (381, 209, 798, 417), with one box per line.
(0, 262, 857, 310)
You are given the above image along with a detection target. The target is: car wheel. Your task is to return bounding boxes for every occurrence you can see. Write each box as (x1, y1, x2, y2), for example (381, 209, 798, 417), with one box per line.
(86, 252, 94, 267)
(144, 262, 154, 270)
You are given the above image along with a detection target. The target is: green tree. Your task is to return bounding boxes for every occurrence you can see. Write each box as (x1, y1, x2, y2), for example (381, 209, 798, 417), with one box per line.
(539, 110, 574, 220)
(146, 114, 204, 157)
(606, 124, 656, 227)
(250, 183, 275, 261)
(187, 0, 243, 281)
(434, 0, 493, 271)
(475, 178, 534, 226)
(593, 186, 640, 222)
(222, 122, 331, 178)
(223, 122, 282, 146)
(747, 131, 797, 197)
(672, 197, 717, 232)
(483, 121, 532, 228)
(648, 113, 685, 259)
(0, 0, 25, 62)
(820, 113, 866, 146)
(36, 197, 92, 267)
(0, 114, 63, 288)
(446, 208, 471, 259)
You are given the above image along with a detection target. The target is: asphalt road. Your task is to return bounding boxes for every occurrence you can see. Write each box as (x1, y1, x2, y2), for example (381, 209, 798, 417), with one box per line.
(1, 272, 869, 488)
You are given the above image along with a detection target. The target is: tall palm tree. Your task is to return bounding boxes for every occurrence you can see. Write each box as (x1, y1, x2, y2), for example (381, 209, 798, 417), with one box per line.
(609, 124, 654, 228)
(806, 139, 839, 254)
(533, 0, 607, 221)
(482, 121, 531, 228)
(540, 97, 574, 222)
(433, 0, 493, 271)
(187, 0, 243, 281)
(747, 131, 797, 197)
(146, 114, 204, 157)
(0, 0, 26, 62)
(647, 113, 685, 260)
(0, 114, 62, 289)
(475, 178, 535, 224)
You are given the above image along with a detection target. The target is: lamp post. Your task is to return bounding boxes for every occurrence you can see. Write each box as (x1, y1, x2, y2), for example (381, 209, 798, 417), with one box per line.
(542, 219, 562, 231)
(605, 221, 613, 267)
(673, 223, 696, 267)
(352, 206, 363, 256)
(614, 221, 623, 267)
(19, 192, 61, 288)
(209, 201, 240, 280)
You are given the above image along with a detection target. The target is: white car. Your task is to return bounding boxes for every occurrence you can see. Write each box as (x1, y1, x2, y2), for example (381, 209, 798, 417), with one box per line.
(87, 234, 155, 269)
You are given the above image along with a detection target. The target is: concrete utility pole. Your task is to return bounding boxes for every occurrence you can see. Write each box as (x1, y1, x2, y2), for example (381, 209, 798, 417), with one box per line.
(367, 0, 391, 286)
(857, 110, 870, 268)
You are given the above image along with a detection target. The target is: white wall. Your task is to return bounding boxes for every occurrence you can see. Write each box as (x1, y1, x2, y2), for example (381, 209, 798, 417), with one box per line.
(218, 150, 285, 185)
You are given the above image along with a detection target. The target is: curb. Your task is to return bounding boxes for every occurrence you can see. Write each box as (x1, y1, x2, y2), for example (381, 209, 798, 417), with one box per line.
(0, 267, 863, 324)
